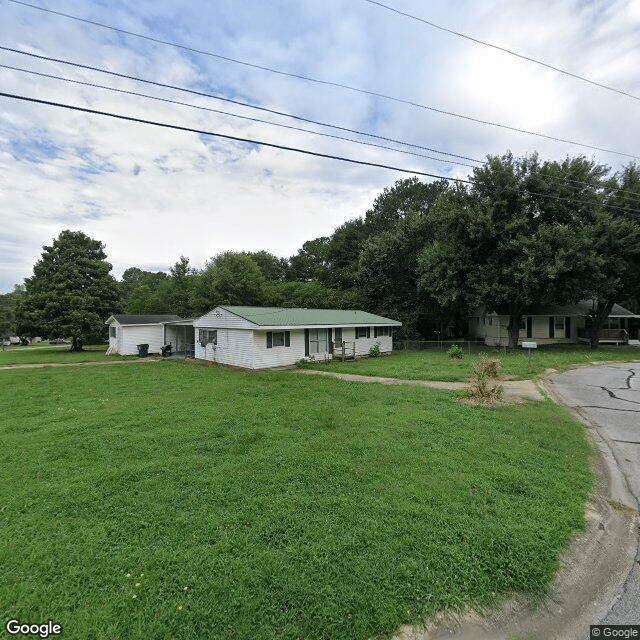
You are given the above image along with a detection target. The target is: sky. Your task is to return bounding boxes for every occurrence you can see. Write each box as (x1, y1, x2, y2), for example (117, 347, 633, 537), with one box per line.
(1, 0, 640, 292)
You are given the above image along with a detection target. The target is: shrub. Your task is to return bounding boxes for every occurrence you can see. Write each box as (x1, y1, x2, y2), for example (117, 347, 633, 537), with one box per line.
(369, 342, 381, 358)
(467, 372, 504, 404)
(467, 355, 504, 404)
(474, 353, 501, 378)
(447, 344, 463, 360)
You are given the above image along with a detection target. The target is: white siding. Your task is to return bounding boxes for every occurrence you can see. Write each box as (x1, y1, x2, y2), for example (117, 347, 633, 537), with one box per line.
(195, 328, 255, 369)
(353, 332, 393, 356)
(118, 325, 165, 355)
(253, 330, 307, 369)
(194, 307, 257, 330)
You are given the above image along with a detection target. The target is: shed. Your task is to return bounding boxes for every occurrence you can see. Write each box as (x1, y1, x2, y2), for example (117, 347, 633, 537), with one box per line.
(105, 314, 184, 355)
(193, 305, 402, 369)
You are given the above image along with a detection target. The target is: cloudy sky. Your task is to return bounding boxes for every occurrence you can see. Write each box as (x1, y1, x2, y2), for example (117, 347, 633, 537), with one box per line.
(1, 0, 639, 292)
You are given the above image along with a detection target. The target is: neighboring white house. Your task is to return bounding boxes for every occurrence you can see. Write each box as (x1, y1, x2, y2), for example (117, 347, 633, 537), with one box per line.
(193, 306, 402, 369)
(105, 314, 189, 355)
(469, 301, 640, 346)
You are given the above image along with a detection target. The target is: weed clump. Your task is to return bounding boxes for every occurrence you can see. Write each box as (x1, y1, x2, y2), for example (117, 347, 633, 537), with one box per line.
(467, 354, 504, 404)
(447, 344, 463, 360)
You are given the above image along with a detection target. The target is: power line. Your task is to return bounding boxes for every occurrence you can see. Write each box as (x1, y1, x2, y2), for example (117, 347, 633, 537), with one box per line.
(0, 46, 477, 165)
(4, 52, 639, 205)
(363, 0, 640, 103)
(0, 91, 469, 182)
(5, 1, 639, 161)
(0, 63, 478, 169)
(3, 91, 639, 214)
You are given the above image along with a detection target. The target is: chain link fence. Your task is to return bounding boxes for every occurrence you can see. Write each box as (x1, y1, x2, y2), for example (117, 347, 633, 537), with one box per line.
(393, 340, 487, 355)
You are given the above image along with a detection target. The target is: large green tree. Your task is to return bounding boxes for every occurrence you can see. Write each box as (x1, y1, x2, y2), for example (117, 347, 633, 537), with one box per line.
(419, 153, 607, 348)
(16, 230, 121, 350)
(191, 252, 266, 313)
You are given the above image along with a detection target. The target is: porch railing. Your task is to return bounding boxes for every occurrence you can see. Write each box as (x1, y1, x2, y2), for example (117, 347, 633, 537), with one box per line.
(577, 328, 629, 344)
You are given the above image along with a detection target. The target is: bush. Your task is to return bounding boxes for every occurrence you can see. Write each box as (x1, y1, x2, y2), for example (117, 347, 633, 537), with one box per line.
(474, 353, 501, 378)
(447, 344, 463, 360)
(369, 342, 381, 358)
(467, 355, 503, 404)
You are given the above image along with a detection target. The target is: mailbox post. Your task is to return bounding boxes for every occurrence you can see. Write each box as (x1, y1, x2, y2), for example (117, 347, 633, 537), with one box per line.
(522, 341, 537, 367)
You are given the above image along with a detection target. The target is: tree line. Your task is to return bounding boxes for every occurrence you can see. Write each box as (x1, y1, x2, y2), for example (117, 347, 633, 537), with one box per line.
(4, 152, 640, 349)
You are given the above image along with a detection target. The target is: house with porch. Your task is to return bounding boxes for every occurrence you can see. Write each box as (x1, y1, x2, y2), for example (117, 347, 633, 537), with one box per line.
(193, 306, 402, 369)
(105, 307, 402, 367)
(469, 301, 640, 347)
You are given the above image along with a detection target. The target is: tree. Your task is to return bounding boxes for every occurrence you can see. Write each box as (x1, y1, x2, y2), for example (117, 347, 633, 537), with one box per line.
(190, 252, 266, 313)
(0, 285, 24, 337)
(286, 237, 330, 282)
(419, 153, 607, 348)
(581, 163, 640, 346)
(358, 180, 452, 339)
(16, 230, 121, 350)
(120, 267, 171, 314)
(245, 251, 288, 283)
(167, 256, 196, 318)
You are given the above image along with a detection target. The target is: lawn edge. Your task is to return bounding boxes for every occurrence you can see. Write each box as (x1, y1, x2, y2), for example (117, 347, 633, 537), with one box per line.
(386, 376, 639, 640)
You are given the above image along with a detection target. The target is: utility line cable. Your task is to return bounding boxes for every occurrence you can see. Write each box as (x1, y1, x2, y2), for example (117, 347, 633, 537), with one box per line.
(0, 91, 468, 181)
(0, 63, 477, 168)
(4, 1, 639, 160)
(0, 46, 476, 164)
(3, 91, 638, 214)
(3, 52, 639, 204)
(363, 0, 640, 103)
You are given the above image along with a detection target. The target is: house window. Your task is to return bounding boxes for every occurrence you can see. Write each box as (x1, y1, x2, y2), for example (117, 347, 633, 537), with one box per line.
(198, 329, 217, 347)
(334, 328, 343, 344)
(374, 326, 392, 338)
(307, 329, 327, 354)
(109, 326, 116, 338)
(356, 327, 370, 339)
(519, 317, 526, 330)
(488, 317, 493, 326)
(555, 318, 565, 330)
(266, 331, 290, 348)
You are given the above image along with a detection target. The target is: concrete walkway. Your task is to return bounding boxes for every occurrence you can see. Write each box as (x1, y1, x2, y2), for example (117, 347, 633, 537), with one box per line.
(295, 367, 545, 401)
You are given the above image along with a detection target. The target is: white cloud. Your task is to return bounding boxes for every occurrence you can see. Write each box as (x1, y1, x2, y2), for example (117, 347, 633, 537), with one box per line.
(2, 0, 639, 291)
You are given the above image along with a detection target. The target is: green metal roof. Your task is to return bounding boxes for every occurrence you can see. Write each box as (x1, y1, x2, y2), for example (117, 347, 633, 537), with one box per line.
(219, 306, 401, 327)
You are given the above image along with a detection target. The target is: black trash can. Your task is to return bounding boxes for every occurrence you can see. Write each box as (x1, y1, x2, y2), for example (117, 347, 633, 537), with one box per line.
(136, 343, 149, 357)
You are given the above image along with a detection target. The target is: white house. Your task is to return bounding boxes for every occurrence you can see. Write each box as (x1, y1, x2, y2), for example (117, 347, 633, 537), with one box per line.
(105, 314, 193, 355)
(193, 306, 402, 369)
(469, 301, 640, 346)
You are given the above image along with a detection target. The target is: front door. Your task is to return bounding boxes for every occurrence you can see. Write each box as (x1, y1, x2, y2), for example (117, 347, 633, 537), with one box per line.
(565, 317, 571, 339)
(526, 317, 533, 339)
(549, 317, 555, 339)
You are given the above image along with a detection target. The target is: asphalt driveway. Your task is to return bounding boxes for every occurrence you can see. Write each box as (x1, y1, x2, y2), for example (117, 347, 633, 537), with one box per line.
(549, 363, 640, 630)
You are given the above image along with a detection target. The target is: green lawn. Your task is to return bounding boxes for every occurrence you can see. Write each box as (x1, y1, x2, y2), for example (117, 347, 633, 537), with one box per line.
(0, 362, 592, 639)
(0, 344, 130, 366)
(301, 345, 640, 381)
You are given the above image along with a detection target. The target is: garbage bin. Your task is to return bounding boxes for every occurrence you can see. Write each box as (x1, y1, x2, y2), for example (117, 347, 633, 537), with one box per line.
(136, 343, 149, 357)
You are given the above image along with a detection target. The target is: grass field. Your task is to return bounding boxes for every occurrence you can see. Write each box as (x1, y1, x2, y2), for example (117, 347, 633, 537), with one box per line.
(0, 361, 592, 639)
(301, 344, 640, 381)
(0, 344, 130, 366)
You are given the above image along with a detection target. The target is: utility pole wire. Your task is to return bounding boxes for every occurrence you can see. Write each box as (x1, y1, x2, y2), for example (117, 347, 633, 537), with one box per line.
(0, 46, 477, 164)
(363, 0, 640, 103)
(5, 1, 639, 160)
(0, 63, 478, 169)
(0, 91, 469, 181)
(3, 91, 639, 214)
(3, 50, 639, 203)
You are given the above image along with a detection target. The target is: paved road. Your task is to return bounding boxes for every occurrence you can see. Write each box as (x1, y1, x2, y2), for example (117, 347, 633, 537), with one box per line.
(549, 364, 640, 629)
